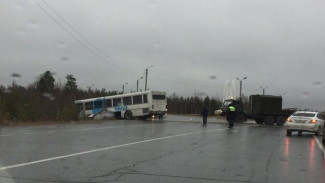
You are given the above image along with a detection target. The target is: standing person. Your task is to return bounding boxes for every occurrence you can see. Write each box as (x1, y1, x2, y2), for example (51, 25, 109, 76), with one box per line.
(226, 103, 236, 128)
(202, 107, 209, 125)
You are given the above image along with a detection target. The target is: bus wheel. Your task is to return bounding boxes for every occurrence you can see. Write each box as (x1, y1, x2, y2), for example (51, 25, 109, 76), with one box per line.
(124, 111, 133, 120)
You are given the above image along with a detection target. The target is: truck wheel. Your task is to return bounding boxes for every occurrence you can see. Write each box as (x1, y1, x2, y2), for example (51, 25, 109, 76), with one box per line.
(275, 116, 286, 126)
(264, 116, 275, 125)
(255, 118, 263, 124)
(235, 114, 245, 123)
(286, 130, 292, 136)
(124, 110, 133, 120)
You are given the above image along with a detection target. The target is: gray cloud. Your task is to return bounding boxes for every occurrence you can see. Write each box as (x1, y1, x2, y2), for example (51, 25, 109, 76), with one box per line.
(1, 0, 325, 110)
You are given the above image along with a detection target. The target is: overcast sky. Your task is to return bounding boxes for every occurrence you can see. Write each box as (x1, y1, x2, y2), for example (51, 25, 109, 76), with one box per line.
(1, 0, 325, 110)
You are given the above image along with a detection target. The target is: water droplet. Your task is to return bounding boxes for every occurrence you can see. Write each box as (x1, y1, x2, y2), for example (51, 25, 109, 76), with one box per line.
(148, 0, 157, 9)
(312, 81, 322, 88)
(49, 96, 56, 101)
(17, 28, 26, 36)
(13, 3, 25, 11)
(4, 89, 12, 93)
(209, 76, 217, 80)
(302, 91, 309, 98)
(61, 57, 69, 62)
(153, 42, 162, 49)
(58, 42, 66, 48)
(42, 93, 51, 98)
(11, 73, 21, 78)
(28, 20, 39, 28)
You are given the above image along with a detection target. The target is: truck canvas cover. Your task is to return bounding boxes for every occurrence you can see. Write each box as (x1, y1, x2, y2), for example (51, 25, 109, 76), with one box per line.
(249, 95, 282, 114)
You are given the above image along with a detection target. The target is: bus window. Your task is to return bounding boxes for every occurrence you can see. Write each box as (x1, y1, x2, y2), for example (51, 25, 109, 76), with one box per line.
(113, 98, 122, 107)
(143, 94, 148, 103)
(133, 95, 142, 104)
(104, 99, 112, 108)
(94, 100, 103, 109)
(85, 102, 93, 110)
(153, 95, 166, 100)
(123, 96, 132, 105)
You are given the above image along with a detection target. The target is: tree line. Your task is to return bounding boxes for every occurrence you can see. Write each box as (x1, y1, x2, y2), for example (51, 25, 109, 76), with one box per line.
(167, 93, 222, 115)
(0, 71, 119, 123)
(0, 71, 222, 123)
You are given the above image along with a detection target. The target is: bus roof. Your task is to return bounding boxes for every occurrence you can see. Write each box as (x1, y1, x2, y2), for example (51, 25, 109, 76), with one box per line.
(74, 90, 166, 103)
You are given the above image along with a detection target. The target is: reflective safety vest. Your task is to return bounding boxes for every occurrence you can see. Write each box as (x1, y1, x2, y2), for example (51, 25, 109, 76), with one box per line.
(229, 106, 236, 112)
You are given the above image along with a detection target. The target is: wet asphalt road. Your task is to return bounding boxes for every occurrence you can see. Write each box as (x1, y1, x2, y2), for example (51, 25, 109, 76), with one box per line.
(0, 115, 324, 183)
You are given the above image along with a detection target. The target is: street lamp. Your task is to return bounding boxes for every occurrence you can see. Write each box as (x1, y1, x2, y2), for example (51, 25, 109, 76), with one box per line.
(236, 77, 247, 99)
(122, 82, 128, 93)
(260, 86, 268, 95)
(137, 77, 143, 92)
(145, 65, 155, 91)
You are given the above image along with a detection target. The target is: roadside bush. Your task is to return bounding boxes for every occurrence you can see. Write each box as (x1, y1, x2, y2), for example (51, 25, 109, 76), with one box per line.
(57, 105, 79, 121)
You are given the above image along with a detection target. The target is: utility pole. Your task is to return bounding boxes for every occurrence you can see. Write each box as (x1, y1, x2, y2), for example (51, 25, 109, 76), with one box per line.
(145, 69, 148, 91)
(145, 65, 154, 91)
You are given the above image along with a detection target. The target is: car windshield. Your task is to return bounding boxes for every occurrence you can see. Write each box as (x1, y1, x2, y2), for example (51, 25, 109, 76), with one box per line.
(223, 100, 233, 106)
(292, 112, 316, 117)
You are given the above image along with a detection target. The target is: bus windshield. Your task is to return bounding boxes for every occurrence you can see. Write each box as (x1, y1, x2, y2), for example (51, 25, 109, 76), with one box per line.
(153, 95, 166, 100)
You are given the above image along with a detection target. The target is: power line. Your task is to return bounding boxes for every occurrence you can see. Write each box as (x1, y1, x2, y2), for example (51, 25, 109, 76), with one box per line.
(36, 1, 140, 74)
(41, 0, 110, 58)
(35, 2, 110, 64)
(35, 1, 218, 90)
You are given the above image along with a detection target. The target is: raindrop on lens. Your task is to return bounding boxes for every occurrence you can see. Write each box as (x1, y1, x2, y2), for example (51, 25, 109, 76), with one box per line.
(148, 0, 157, 9)
(58, 42, 66, 48)
(17, 28, 26, 35)
(312, 81, 322, 88)
(302, 91, 310, 98)
(61, 57, 69, 62)
(28, 20, 39, 28)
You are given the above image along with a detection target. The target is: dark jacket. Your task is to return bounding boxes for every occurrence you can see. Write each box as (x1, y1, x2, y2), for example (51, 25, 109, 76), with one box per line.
(202, 108, 209, 117)
(226, 105, 236, 121)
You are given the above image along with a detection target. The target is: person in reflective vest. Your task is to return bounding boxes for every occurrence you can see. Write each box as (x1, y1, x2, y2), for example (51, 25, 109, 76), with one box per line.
(226, 104, 236, 128)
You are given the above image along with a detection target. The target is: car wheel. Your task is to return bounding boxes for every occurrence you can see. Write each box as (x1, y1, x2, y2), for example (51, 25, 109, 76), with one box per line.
(298, 131, 302, 136)
(315, 127, 321, 136)
(264, 116, 275, 125)
(124, 110, 133, 120)
(286, 130, 292, 136)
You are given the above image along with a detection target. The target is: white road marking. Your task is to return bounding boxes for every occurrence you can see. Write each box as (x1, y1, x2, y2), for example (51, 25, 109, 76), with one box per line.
(0, 122, 183, 137)
(0, 127, 227, 171)
(0, 134, 14, 137)
(315, 137, 325, 158)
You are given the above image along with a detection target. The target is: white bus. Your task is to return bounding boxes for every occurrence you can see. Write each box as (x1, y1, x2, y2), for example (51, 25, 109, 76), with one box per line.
(75, 90, 167, 119)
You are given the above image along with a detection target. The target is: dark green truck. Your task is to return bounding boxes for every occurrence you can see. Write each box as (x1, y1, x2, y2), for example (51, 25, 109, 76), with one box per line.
(220, 95, 295, 126)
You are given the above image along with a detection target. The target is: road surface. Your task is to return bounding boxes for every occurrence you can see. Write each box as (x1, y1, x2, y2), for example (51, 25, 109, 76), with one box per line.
(0, 115, 324, 183)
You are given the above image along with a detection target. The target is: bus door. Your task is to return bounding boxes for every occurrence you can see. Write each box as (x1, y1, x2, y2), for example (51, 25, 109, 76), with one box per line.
(92, 98, 104, 115)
